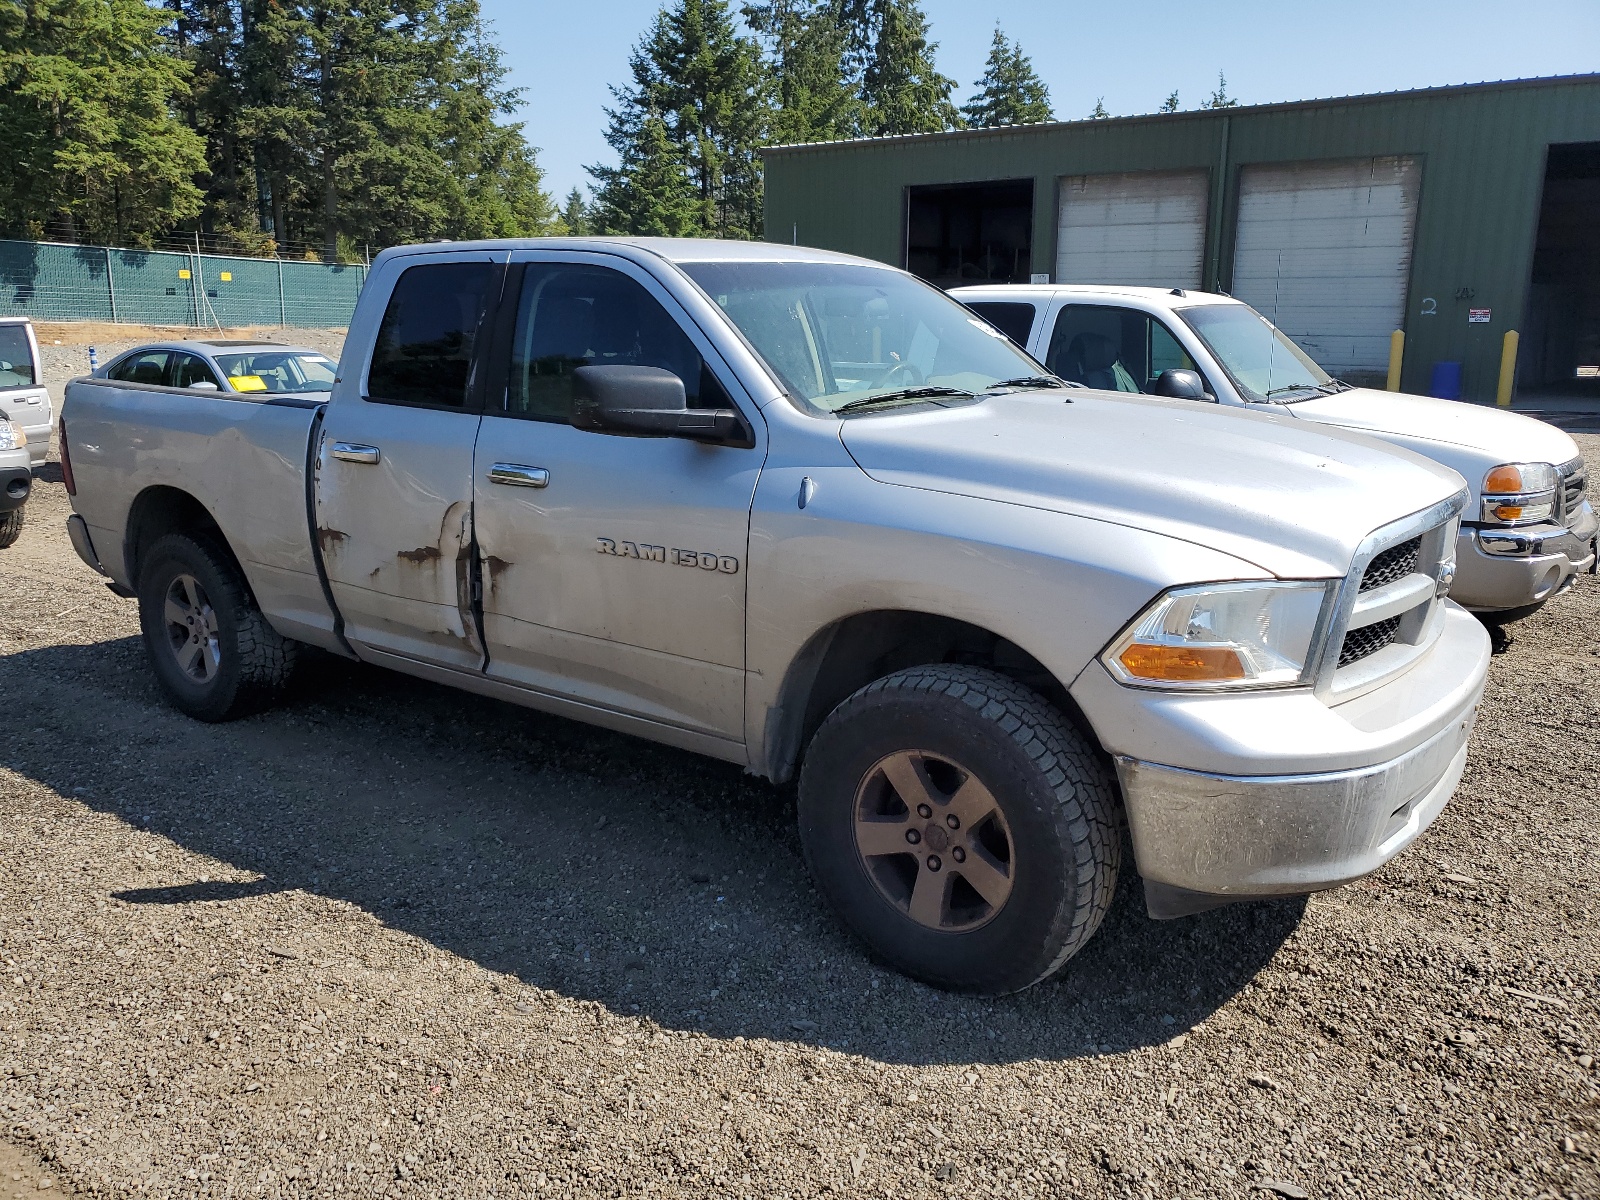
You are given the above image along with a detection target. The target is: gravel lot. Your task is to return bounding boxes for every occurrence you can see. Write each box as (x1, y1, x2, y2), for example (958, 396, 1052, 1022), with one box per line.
(0, 379, 1597, 1197)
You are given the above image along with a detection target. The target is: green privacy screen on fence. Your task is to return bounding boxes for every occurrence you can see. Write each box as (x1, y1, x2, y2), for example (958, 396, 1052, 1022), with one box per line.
(0, 239, 366, 328)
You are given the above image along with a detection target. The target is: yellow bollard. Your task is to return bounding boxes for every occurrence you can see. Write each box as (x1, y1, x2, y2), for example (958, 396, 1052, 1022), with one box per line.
(1496, 330, 1519, 407)
(1386, 330, 1405, 391)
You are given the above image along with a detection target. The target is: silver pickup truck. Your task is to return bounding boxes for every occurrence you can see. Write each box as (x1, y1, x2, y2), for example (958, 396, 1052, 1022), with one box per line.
(62, 238, 1490, 994)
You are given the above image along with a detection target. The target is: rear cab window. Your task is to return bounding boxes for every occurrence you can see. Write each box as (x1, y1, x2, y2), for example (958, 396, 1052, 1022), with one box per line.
(962, 301, 1037, 349)
(367, 261, 494, 410)
(0, 325, 36, 390)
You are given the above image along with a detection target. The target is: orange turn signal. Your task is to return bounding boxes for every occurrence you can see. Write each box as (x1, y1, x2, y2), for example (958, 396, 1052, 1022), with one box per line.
(1118, 643, 1246, 682)
(1492, 503, 1524, 521)
(1484, 465, 1524, 494)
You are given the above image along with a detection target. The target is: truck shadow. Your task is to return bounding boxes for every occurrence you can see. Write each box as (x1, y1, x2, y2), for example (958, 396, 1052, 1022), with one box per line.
(4, 637, 1304, 1067)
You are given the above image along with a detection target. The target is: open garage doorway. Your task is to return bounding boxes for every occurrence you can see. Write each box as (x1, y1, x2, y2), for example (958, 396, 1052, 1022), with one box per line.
(1523, 143, 1600, 403)
(905, 180, 1034, 287)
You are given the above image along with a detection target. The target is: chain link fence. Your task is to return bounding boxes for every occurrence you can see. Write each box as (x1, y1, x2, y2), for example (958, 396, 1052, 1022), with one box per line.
(0, 238, 368, 328)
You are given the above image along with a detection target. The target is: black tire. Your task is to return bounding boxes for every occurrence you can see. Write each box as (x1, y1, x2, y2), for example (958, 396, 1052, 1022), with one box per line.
(798, 664, 1121, 995)
(0, 507, 22, 549)
(136, 532, 297, 721)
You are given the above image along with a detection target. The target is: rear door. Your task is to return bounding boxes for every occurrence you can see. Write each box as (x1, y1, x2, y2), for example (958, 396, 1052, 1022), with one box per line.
(469, 251, 764, 742)
(314, 254, 499, 672)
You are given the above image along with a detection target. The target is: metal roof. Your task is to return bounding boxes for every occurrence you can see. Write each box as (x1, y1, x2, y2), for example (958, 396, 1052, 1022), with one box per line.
(760, 72, 1600, 157)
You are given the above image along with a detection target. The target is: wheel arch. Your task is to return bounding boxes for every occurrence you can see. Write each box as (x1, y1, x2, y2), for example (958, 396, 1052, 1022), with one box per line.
(760, 608, 1102, 784)
(124, 485, 245, 593)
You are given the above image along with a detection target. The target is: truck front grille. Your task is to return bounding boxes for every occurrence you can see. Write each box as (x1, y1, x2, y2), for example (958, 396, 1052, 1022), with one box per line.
(1359, 537, 1421, 592)
(1561, 458, 1587, 528)
(1338, 615, 1402, 667)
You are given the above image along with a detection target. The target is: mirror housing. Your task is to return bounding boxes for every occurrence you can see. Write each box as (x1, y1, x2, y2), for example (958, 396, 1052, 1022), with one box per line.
(188, 380, 221, 392)
(571, 364, 749, 444)
(1153, 369, 1213, 401)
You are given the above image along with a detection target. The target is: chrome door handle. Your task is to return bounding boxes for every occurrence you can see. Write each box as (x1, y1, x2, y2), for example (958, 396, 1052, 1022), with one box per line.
(331, 441, 380, 465)
(488, 463, 549, 488)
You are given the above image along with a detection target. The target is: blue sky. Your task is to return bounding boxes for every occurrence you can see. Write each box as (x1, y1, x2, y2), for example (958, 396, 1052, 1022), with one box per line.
(481, 0, 1600, 202)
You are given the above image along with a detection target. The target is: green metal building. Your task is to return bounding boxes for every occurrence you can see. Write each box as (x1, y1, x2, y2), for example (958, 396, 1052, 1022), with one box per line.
(761, 74, 1600, 403)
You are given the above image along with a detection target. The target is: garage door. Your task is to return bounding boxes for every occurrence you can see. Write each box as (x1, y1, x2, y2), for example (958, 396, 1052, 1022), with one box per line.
(1055, 170, 1208, 288)
(1231, 156, 1421, 382)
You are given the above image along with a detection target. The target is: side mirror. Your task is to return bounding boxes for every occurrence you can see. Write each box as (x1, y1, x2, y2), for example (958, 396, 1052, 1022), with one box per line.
(571, 364, 748, 444)
(188, 380, 220, 391)
(1153, 369, 1213, 401)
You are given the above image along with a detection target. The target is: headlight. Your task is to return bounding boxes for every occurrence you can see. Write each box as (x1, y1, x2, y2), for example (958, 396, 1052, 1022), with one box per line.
(1480, 462, 1558, 525)
(1104, 580, 1333, 690)
(0, 421, 18, 450)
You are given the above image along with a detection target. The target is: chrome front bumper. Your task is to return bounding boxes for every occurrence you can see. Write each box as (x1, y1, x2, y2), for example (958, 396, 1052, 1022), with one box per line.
(1118, 709, 1474, 900)
(1453, 506, 1598, 613)
(1093, 602, 1490, 905)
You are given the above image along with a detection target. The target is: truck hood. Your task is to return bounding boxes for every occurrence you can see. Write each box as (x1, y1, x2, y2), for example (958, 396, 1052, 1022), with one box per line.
(1283, 388, 1581, 486)
(839, 391, 1467, 579)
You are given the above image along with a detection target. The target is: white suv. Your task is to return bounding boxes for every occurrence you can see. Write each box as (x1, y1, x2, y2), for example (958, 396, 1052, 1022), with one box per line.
(955, 284, 1597, 619)
(0, 317, 51, 468)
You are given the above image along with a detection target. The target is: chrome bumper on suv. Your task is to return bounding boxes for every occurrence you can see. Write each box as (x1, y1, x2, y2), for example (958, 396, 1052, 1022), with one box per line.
(1453, 456, 1597, 613)
(1074, 495, 1490, 912)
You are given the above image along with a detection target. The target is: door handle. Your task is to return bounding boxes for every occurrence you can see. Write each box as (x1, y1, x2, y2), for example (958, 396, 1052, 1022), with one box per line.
(488, 463, 550, 488)
(331, 441, 380, 465)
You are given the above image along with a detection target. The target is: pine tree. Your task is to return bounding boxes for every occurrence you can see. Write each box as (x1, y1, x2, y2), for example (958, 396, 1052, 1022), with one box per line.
(234, 1, 555, 257)
(744, 0, 860, 144)
(589, 0, 768, 239)
(861, 0, 961, 136)
(592, 112, 700, 237)
(960, 27, 1052, 128)
(1159, 90, 1180, 113)
(1089, 98, 1110, 120)
(1202, 71, 1239, 109)
(559, 188, 591, 236)
(0, 0, 206, 245)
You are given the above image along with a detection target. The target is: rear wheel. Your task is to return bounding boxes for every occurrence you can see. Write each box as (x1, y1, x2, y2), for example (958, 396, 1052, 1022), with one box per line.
(798, 665, 1121, 995)
(137, 532, 297, 721)
(0, 508, 22, 549)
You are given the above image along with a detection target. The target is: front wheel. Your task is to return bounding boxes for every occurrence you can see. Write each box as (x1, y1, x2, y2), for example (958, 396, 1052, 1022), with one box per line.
(136, 532, 297, 721)
(798, 665, 1121, 995)
(0, 507, 22, 549)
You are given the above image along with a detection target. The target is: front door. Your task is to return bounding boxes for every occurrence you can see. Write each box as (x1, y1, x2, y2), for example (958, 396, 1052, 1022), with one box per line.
(471, 253, 765, 741)
(315, 254, 498, 671)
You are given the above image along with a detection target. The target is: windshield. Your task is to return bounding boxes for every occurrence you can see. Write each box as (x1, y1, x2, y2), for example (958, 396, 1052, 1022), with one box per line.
(1177, 303, 1332, 402)
(0, 325, 35, 389)
(214, 350, 337, 394)
(679, 261, 1042, 414)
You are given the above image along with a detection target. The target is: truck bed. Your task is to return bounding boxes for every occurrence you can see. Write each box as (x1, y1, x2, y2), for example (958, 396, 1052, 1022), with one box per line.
(62, 378, 343, 651)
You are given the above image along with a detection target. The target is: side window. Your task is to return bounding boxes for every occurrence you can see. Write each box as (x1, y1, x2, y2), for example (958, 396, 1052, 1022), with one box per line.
(110, 351, 170, 387)
(1148, 320, 1199, 387)
(505, 263, 727, 423)
(964, 301, 1037, 349)
(170, 353, 220, 389)
(367, 261, 493, 409)
(0, 325, 35, 389)
(1046, 305, 1201, 393)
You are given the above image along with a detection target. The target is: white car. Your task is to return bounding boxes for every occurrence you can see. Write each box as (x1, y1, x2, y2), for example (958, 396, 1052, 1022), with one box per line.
(0, 415, 31, 548)
(955, 284, 1597, 619)
(0, 317, 52, 468)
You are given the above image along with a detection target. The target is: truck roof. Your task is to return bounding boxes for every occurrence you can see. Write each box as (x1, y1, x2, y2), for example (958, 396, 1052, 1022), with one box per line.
(951, 283, 1242, 310)
(374, 236, 867, 268)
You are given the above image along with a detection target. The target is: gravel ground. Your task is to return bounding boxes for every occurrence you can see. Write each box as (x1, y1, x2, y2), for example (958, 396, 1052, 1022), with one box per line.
(0, 420, 1597, 1199)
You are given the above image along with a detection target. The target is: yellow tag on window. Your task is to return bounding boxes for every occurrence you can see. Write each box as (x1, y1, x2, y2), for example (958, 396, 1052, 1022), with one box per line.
(219, 271, 232, 282)
(229, 374, 267, 393)
(177, 269, 191, 280)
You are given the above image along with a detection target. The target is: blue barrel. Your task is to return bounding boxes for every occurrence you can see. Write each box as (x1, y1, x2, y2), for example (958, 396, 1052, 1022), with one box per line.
(1429, 361, 1463, 400)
